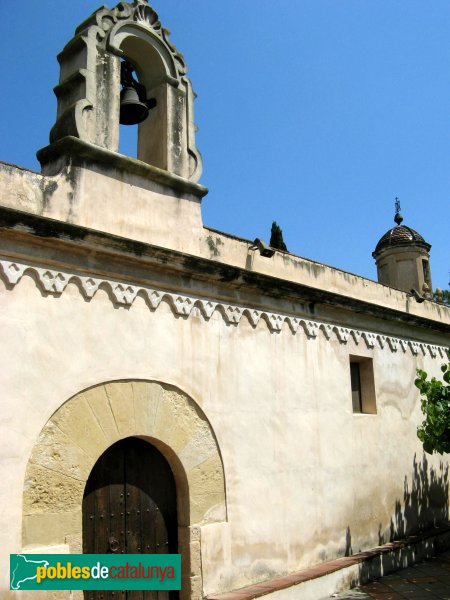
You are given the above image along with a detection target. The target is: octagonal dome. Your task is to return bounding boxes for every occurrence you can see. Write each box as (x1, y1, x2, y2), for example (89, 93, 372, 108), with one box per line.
(373, 225, 431, 257)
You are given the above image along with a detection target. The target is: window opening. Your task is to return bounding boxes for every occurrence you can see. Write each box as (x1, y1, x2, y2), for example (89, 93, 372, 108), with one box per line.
(350, 362, 362, 413)
(118, 60, 157, 160)
(349, 357, 377, 414)
(422, 259, 430, 285)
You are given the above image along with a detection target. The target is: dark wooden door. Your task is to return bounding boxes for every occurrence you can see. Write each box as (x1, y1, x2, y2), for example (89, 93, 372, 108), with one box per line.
(83, 437, 178, 600)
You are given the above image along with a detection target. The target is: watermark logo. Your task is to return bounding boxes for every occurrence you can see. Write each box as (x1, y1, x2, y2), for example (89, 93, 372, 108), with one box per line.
(10, 554, 181, 590)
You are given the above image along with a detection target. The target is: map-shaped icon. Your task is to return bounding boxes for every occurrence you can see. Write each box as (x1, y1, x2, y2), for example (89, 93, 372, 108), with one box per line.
(10, 554, 49, 590)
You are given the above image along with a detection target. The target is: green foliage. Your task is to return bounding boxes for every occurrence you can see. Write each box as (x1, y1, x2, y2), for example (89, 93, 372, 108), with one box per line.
(270, 221, 288, 252)
(433, 289, 450, 304)
(416, 361, 450, 455)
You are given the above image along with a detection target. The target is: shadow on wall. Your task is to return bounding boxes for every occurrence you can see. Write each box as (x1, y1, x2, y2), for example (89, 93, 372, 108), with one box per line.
(345, 526, 353, 557)
(347, 454, 449, 584)
(385, 453, 449, 543)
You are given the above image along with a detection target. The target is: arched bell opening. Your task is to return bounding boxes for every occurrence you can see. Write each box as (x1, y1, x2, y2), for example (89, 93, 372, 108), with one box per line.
(82, 436, 180, 600)
(118, 116, 139, 158)
(117, 56, 151, 159)
(114, 28, 184, 173)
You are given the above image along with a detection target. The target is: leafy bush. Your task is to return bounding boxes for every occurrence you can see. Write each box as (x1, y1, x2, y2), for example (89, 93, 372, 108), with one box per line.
(416, 362, 450, 454)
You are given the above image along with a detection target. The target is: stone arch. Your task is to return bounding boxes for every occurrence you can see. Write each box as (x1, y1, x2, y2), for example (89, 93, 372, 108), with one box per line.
(48, 0, 202, 180)
(22, 380, 226, 598)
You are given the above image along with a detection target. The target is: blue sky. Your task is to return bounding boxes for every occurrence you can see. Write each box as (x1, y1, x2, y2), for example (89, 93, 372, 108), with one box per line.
(0, 1, 448, 290)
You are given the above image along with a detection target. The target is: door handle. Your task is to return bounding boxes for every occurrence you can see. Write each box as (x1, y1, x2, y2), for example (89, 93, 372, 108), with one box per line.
(109, 535, 120, 553)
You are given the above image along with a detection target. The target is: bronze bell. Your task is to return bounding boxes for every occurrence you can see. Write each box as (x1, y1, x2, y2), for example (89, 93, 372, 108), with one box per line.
(119, 61, 156, 126)
(119, 86, 149, 125)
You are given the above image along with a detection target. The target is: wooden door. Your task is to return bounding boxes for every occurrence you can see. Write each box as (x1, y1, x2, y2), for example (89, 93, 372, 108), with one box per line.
(83, 438, 178, 600)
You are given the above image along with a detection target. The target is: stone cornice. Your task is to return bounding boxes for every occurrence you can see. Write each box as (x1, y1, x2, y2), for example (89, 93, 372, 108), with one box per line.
(1, 207, 449, 337)
(37, 137, 208, 198)
(0, 256, 447, 360)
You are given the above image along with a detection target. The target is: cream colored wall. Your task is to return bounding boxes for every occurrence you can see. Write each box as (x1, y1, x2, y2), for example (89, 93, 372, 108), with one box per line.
(1, 266, 448, 596)
(1, 3, 448, 596)
(0, 160, 204, 256)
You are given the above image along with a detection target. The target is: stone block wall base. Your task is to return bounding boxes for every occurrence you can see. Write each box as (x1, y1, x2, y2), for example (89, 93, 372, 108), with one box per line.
(207, 525, 450, 600)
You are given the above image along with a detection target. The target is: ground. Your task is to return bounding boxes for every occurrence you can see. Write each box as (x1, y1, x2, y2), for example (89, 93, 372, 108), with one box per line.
(333, 550, 450, 599)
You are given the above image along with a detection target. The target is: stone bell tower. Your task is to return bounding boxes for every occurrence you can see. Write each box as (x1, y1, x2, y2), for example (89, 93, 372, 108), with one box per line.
(42, 0, 202, 180)
(372, 199, 432, 296)
(35, 0, 207, 254)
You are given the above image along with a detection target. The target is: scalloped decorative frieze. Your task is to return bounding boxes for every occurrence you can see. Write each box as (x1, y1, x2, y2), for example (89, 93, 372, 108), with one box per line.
(302, 320, 319, 338)
(350, 330, 362, 345)
(362, 332, 376, 348)
(409, 341, 420, 356)
(0, 258, 447, 359)
(319, 323, 334, 340)
(387, 337, 398, 352)
(334, 326, 351, 344)
(246, 308, 262, 328)
(399, 339, 409, 353)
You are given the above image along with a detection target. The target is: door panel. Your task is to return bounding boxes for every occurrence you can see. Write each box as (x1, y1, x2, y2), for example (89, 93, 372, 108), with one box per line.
(83, 438, 178, 600)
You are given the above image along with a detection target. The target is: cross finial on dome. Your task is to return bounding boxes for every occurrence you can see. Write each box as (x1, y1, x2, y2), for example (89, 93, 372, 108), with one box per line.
(394, 197, 403, 225)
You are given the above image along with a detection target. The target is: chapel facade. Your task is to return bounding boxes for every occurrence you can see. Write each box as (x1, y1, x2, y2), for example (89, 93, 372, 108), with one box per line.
(1, 2, 449, 599)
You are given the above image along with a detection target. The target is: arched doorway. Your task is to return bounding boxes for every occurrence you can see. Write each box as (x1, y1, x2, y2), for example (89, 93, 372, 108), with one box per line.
(83, 437, 178, 599)
(23, 380, 227, 600)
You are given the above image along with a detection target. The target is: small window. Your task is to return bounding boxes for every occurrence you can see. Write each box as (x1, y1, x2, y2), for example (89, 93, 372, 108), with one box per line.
(350, 362, 363, 412)
(349, 357, 376, 414)
(422, 259, 430, 286)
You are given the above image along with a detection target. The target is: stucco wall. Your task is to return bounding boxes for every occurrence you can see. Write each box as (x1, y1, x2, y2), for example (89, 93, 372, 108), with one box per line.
(1, 1, 449, 595)
(1, 264, 448, 596)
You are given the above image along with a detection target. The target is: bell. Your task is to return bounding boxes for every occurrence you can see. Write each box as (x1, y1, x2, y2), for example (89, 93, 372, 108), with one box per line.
(119, 86, 149, 125)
